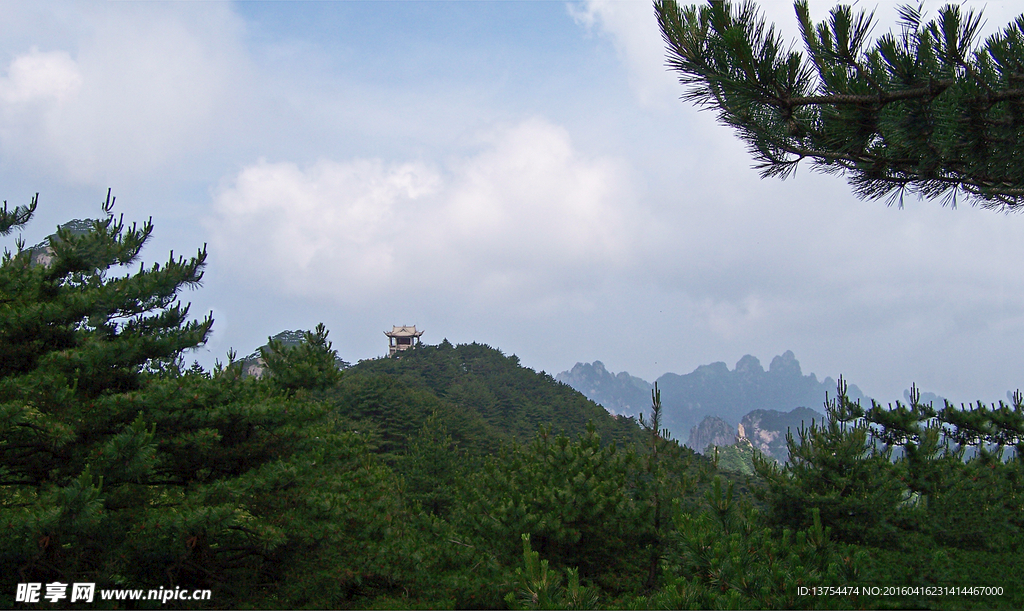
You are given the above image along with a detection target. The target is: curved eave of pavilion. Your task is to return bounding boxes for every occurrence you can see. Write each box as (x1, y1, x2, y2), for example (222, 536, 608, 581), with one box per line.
(384, 326, 424, 338)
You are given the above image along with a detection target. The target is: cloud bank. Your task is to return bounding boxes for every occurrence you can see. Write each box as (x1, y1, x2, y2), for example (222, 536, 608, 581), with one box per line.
(0, 3, 250, 184)
(209, 118, 643, 311)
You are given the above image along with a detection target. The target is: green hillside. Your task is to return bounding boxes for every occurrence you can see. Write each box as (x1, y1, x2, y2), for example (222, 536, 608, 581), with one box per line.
(347, 340, 645, 451)
(3, 204, 1021, 609)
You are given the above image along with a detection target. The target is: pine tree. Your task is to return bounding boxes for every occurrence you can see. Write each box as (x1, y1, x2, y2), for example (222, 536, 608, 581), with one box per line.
(642, 478, 863, 610)
(0, 191, 223, 595)
(636, 383, 682, 590)
(0, 193, 367, 603)
(656, 0, 1024, 209)
(753, 378, 906, 546)
(259, 323, 343, 393)
(0, 192, 506, 607)
(752, 378, 1024, 608)
(505, 534, 600, 610)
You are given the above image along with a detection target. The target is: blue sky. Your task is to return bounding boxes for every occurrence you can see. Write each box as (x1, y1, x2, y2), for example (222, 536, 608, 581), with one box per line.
(3, 0, 1024, 404)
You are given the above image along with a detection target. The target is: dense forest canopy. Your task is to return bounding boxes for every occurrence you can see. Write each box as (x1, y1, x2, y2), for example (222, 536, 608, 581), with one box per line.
(0, 194, 1020, 608)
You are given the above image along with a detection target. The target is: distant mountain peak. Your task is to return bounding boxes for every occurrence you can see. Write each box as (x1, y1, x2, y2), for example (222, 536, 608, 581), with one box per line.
(558, 350, 867, 441)
(737, 407, 824, 462)
(768, 350, 802, 377)
(734, 354, 763, 375)
(686, 415, 737, 455)
(555, 361, 652, 417)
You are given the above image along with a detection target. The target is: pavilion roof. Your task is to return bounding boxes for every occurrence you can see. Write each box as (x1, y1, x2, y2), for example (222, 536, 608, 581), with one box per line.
(385, 325, 424, 337)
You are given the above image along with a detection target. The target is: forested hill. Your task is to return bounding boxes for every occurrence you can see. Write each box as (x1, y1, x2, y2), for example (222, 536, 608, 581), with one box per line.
(340, 340, 646, 454)
(8, 203, 1020, 610)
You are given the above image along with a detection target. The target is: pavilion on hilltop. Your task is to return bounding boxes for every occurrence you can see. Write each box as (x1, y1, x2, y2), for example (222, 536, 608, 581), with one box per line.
(385, 325, 423, 357)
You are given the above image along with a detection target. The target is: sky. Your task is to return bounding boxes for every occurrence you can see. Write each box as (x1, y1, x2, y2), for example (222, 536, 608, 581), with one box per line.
(2, 0, 1024, 404)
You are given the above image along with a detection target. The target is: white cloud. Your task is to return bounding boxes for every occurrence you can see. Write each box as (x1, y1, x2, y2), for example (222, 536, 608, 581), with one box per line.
(208, 117, 642, 310)
(0, 48, 83, 176)
(0, 48, 81, 104)
(0, 3, 251, 183)
(8, 0, 1021, 402)
(211, 157, 441, 293)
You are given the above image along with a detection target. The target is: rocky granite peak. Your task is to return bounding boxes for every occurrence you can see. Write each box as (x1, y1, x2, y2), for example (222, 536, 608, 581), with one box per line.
(557, 350, 865, 443)
(555, 361, 652, 417)
(686, 415, 738, 454)
(737, 406, 824, 462)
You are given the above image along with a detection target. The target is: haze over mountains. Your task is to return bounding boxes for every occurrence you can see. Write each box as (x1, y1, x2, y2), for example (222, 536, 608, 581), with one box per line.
(556, 351, 868, 460)
(235, 327, 957, 466)
(233, 326, 945, 465)
(239, 328, 850, 461)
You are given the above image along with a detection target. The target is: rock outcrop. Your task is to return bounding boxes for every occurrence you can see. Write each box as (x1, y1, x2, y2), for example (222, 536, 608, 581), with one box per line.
(686, 415, 738, 454)
(736, 406, 824, 462)
(240, 329, 349, 378)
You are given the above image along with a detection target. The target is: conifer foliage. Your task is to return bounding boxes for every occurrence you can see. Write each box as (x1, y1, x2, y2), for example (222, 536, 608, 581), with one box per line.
(3, 194, 1021, 609)
(0, 192, 226, 590)
(656, 0, 1024, 208)
(0, 193, 354, 604)
(463, 423, 646, 591)
(754, 379, 1024, 609)
(260, 323, 342, 393)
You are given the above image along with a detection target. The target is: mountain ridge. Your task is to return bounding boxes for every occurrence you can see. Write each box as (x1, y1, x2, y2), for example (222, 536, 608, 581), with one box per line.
(557, 351, 867, 443)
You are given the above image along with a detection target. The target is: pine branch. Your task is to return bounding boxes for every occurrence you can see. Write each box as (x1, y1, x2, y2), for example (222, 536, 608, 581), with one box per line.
(657, 0, 1024, 208)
